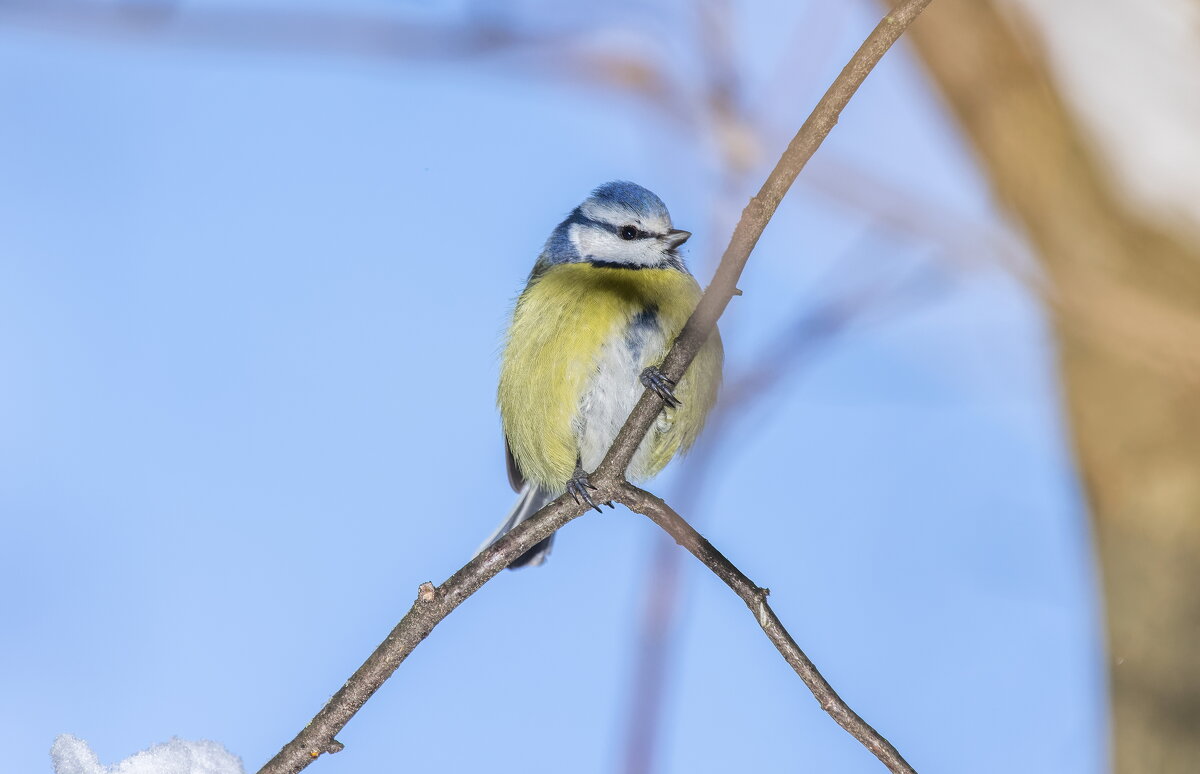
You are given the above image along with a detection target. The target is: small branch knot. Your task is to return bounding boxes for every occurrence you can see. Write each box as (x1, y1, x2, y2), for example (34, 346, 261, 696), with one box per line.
(325, 740, 345, 754)
(417, 582, 437, 603)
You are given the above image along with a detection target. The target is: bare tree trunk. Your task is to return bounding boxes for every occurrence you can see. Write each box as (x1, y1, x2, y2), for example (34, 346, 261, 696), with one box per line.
(901, 2, 1200, 771)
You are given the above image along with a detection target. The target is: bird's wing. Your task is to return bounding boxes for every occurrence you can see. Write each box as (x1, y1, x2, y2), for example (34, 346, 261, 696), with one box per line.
(504, 436, 525, 493)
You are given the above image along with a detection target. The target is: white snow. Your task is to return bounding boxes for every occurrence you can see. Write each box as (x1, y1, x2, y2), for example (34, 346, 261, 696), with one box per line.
(50, 736, 244, 774)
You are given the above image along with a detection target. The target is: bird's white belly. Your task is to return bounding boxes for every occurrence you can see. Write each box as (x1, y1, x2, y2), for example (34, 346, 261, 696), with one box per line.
(574, 318, 668, 478)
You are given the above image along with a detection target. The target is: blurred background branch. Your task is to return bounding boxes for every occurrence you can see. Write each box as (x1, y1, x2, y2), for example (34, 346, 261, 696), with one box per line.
(900, 1, 1200, 771)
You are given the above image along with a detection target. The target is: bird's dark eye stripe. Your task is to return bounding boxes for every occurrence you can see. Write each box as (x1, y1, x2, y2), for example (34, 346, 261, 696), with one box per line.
(619, 225, 654, 240)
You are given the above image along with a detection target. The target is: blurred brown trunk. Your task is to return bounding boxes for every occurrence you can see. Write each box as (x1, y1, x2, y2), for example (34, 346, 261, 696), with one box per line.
(900, 1, 1200, 771)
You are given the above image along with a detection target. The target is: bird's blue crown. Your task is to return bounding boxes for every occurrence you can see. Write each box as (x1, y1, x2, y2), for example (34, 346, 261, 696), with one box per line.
(587, 181, 671, 222)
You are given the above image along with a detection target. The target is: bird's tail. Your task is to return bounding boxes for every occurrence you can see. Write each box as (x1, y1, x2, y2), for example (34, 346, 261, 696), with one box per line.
(478, 483, 556, 568)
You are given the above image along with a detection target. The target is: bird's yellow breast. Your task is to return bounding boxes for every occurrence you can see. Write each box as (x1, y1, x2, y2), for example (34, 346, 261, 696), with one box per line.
(498, 262, 721, 491)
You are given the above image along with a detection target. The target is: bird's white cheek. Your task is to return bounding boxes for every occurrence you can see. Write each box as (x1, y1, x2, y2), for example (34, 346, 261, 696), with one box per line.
(569, 223, 606, 258)
(569, 224, 666, 267)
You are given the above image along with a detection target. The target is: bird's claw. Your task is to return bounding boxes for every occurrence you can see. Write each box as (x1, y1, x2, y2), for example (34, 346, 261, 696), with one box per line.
(640, 365, 681, 408)
(567, 470, 604, 513)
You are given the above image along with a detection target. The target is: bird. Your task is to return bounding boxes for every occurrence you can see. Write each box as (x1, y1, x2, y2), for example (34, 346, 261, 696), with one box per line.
(481, 181, 723, 568)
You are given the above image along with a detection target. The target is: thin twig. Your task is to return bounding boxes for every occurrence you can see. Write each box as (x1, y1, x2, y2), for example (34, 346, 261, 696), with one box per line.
(257, 2, 931, 772)
(594, 0, 933, 482)
(615, 483, 916, 774)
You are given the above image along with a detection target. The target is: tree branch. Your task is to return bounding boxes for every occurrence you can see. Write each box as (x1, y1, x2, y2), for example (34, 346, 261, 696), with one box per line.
(255, 493, 594, 774)
(615, 483, 916, 774)
(594, 0, 933, 480)
(257, 2, 931, 772)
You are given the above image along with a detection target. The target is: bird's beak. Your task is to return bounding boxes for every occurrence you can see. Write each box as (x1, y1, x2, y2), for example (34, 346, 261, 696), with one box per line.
(663, 229, 691, 249)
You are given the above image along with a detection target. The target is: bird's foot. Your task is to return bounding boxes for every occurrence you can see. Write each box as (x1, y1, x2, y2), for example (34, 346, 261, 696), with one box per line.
(567, 467, 612, 513)
(640, 365, 681, 408)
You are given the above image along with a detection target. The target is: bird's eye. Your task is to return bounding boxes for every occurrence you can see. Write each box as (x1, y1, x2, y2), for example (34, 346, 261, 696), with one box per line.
(619, 225, 638, 240)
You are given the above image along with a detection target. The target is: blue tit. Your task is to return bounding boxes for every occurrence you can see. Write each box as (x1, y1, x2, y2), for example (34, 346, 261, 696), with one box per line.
(480, 181, 723, 568)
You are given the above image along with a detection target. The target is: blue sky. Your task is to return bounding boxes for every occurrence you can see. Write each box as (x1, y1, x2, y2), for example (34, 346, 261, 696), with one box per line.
(1, 2, 1104, 772)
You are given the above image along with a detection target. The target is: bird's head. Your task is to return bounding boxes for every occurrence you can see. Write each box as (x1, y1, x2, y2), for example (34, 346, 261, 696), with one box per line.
(540, 181, 691, 272)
